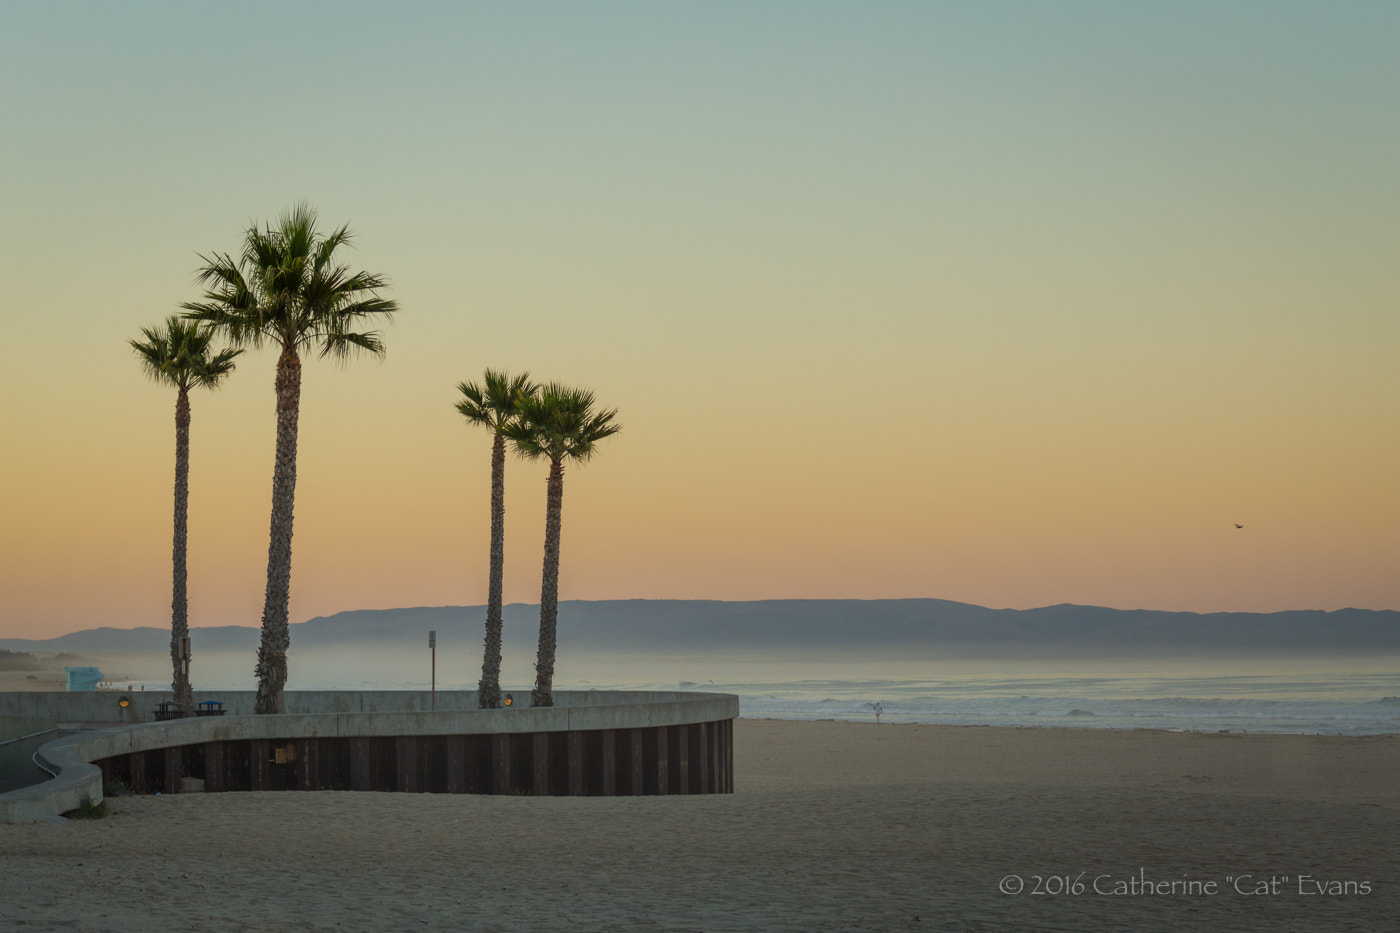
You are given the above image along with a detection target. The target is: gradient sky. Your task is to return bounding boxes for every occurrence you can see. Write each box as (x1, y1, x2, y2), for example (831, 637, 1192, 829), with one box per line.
(2, 2, 1397, 639)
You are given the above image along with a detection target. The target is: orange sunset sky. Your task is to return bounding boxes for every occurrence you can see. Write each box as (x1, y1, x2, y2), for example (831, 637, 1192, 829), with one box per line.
(2, 3, 1397, 640)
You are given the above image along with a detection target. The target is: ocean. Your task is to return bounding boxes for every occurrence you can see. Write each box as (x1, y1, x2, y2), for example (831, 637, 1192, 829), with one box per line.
(132, 650, 1400, 736)
(717, 670, 1400, 735)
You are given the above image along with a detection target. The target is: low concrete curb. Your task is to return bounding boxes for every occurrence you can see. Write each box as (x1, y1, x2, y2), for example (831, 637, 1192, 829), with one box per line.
(0, 728, 111, 823)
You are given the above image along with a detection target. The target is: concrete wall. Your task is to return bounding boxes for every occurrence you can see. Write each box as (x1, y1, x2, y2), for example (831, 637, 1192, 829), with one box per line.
(0, 689, 730, 722)
(0, 691, 739, 823)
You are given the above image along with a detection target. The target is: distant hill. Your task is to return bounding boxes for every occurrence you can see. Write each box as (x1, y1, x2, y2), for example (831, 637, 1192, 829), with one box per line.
(3, 599, 1398, 657)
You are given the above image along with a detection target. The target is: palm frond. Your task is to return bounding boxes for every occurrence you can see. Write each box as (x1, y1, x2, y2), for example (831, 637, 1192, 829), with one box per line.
(504, 381, 620, 464)
(500, 418, 547, 460)
(455, 381, 490, 426)
(315, 330, 381, 361)
(131, 315, 242, 392)
(191, 345, 244, 390)
(457, 369, 537, 433)
(277, 203, 319, 265)
(315, 222, 355, 271)
(185, 205, 395, 358)
(189, 251, 243, 288)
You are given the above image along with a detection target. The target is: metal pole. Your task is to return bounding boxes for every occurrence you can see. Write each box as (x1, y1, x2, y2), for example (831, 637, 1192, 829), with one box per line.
(429, 630, 436, 710)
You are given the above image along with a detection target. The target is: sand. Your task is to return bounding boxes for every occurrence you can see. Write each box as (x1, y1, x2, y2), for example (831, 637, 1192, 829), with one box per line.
(2, 720, 1397, 931)
(0, 653, 170, 694)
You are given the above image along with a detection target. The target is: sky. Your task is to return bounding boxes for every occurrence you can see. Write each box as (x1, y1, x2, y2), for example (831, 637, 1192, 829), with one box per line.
(1, 1, 1397, 640)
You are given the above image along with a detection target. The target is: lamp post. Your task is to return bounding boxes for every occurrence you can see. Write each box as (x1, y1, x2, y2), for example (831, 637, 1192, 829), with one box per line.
(429, 630, 436, 711)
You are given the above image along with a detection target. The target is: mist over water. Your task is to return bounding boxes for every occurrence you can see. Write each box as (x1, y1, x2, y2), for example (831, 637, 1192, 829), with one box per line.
(103, 649, 1400, 736)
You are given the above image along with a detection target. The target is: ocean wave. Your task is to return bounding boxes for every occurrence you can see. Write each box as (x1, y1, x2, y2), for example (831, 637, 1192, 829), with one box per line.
(730, 672, 1400, 734)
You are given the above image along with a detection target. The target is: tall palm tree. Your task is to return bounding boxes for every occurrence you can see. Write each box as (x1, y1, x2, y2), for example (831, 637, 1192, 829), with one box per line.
(182, 204, 397, 713)
(456, 370, 537, 709)
(502, 383, 620, 707)
(130, 316, 241, 716)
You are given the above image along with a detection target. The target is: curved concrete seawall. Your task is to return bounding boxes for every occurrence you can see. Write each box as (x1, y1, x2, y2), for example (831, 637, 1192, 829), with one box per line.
(0, 691, 738, 823)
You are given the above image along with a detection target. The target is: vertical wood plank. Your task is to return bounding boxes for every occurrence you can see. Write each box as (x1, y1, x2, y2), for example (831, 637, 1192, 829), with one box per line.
(205, 741, 226, 793)
(696, 723, 709, 794)
(532, 733, 550, 796)
(567, 731, 584, 796)
(655, 726, 669, 796)
(128, 751, 146, 795)
(464, 735, 484, 794)
(445, 735, 467, 794)
(397, 736, 419, 792)
(164, 745, 182, 794)
(711, 721, 722, 794)
(600, 729, 616, 796)
(295, 739, 308, 791)
(675, 724, 689, 795)
(492, 733, 511, 795)
(350, 738, 372, 791)
(629, 728, 645, 796)
(250, 740, 269, 791)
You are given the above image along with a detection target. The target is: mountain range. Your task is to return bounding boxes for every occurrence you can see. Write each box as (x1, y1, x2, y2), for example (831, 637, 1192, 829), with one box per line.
(3, 599, 1398, 657)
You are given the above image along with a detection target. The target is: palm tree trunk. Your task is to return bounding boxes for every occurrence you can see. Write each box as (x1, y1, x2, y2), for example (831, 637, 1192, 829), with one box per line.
(254, 344, 302, 714)
(478, 433, 507, 709)
(171, 387, 193, 716)
(532, 457, 565, 707)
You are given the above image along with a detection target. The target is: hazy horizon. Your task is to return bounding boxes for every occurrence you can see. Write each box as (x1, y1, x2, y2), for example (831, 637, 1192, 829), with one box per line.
(3, 3, 1397, 640)
(18, 642, 1400, 692)
(11, 643, 1399, 738)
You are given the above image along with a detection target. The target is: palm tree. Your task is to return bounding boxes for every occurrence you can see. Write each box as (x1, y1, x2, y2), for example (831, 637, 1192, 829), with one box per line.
(182, 204, 397, 713)
(130, 316, 241, 717)
(502, 383, 620, 707)
(456, 370, 538, 709)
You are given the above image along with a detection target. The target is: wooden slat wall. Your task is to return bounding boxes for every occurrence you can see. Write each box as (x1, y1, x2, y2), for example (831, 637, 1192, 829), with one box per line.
(112, 719, 735, 798)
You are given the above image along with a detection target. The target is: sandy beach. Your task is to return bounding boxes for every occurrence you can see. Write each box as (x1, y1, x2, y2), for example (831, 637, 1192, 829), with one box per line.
(0, 654, 169, 694)
(2, 719, 1397, 931)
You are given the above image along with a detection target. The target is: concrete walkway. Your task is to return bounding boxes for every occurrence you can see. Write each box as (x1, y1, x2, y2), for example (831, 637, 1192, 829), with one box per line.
(0, 723, 129, 823)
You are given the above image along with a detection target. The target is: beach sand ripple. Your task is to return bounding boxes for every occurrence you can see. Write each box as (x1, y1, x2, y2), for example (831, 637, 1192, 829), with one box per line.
(2, 721, 1396, 931)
